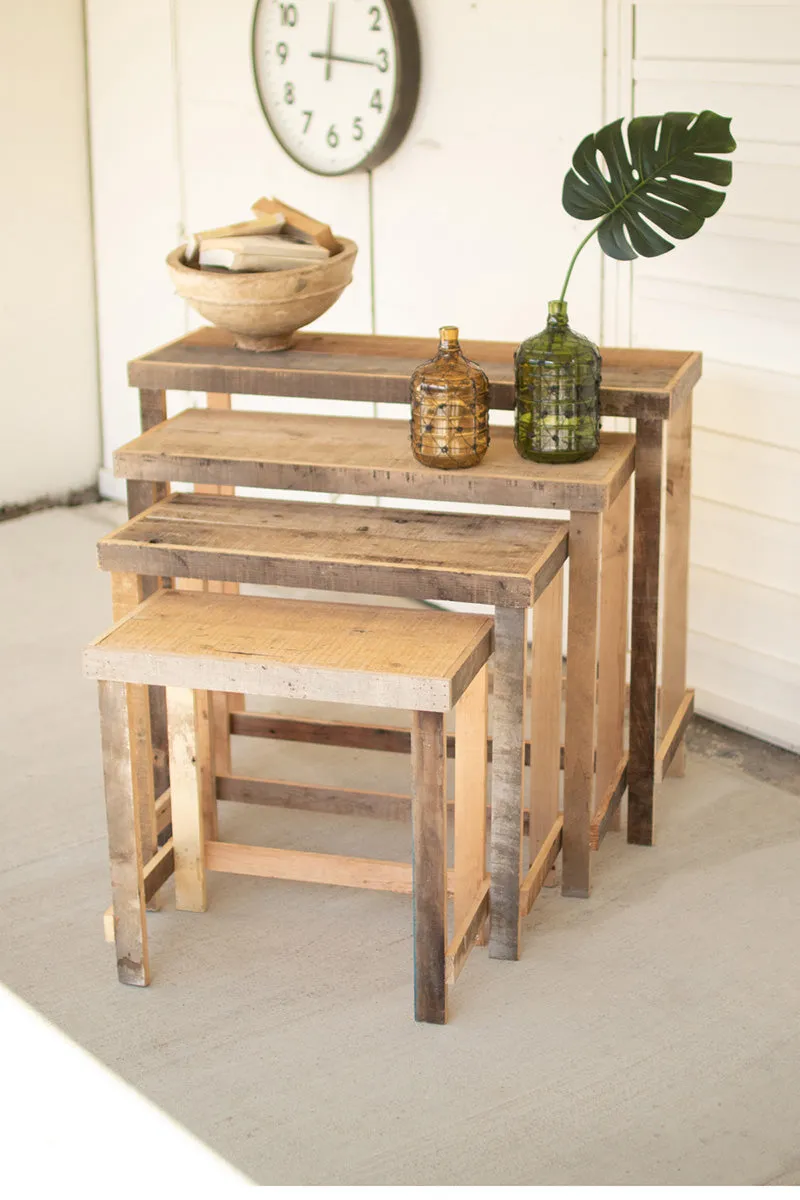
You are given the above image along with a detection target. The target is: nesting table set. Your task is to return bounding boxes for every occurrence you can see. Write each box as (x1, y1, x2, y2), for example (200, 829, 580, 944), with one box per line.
(86, 328, 700, 1023)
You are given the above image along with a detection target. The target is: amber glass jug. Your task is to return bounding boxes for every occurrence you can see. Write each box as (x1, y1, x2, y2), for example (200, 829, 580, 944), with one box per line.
(410, 326, 490, 469)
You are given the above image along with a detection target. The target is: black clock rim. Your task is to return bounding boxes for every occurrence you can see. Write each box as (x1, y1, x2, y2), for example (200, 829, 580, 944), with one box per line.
(250, 0, 421, 178)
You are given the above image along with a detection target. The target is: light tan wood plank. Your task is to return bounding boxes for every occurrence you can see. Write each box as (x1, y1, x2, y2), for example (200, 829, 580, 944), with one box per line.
(656, 690, 695, 784)
(166, 687, 207, 913)
(206, 842, 415, 893)
(98, 680, 149, 985)
(110, 574, 159, 893)
(489, 607, 527, 960)
(454, 664, 489, 931)
(529, 569, 564, 870)
(563, 511, 602, 898)
(596, 477, 632, 833)
(590, 756, 628, 850)
(128, 327, 698, 420)
(114, 409, 634, 512)
(520, 815, 564, 917)
(445, 879, 491, 985)
(85, 591, 494, 712)
(661, 392, 693, 778)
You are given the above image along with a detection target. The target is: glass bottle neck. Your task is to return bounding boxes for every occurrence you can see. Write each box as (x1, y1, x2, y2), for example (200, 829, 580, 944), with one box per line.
(438, 325, 461, 355)
(547, 300, 569, 328)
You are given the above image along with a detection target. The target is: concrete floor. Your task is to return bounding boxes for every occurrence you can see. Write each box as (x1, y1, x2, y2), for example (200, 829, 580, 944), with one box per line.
(2, 502, 800, 1186)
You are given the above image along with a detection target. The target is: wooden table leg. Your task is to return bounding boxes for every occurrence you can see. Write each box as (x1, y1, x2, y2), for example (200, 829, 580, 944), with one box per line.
(661, 392, 692, 778)
(110, 573, 160, 910)
(195, 392, 242, 775)
(628, 418, 665, 845)
(98, 680, 149, 986)
(454, 663, 489, 942)
(563, 511, 602, 897)
(596, 478, 632, 834)
(489, 607, 527, 960)
(411, 710, 447, 1024)
(529, 571, 564, 875)
(166, 687, 209, 913)
(131, 388, 171, 830)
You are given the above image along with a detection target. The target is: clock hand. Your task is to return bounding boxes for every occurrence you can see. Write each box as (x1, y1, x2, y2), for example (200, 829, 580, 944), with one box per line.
(310, 51, 379, 67)
(324, 2, 335, 82)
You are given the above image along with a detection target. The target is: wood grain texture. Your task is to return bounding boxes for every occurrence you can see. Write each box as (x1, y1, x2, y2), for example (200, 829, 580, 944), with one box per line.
(661, 392, 693, 778)
(205, 842, 417, 893)
(114, 408, 634, 512)
(102, 836, 177, 941)
(596, 478, 632, 834)
(98, 680, 149, 986)
(85, 590, 493, 712)
(529, 570, 564, 870)
(196, 391, 241, 758)
(445, 879, 490, 984)
(562, 511, 602, 898)
(454, 664, 489, 931)
(128, 327, 698, 420)
(165, 687, 207, 913)
(520, 816, 563, 917)
(138, 388, 168, 432)
(194, 688, 217, 841)
(656, 690, 695, 784)
(411, 710, 448, 1024)
(217, 774, 415, 821)
(628, 419, 665, 846)
(110, 573, 159, 895)
(99, 492, 568, 609)
(216, 773, 542, 837)
(130, 392, 172, 829)
(589, 756, 628, 850)
(228, 710, 562, 774)
(489, 607, 527, 961)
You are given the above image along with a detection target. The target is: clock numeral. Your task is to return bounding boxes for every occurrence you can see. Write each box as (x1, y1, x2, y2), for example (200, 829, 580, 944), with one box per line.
(284, 81, 295, 104)
(276, 41, 289, 64)
(302, 110, 313, 133)
(327, 124, 340, 148)
(369, 88, 383, 114)
(352, 116, 364, 142)
(280, 3, 298, 26)
(377, 48, 389, 73)
(368, 6, 381, 31)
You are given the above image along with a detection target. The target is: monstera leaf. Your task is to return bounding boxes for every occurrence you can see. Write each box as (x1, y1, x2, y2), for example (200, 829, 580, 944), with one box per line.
(557, 110, 735, 300)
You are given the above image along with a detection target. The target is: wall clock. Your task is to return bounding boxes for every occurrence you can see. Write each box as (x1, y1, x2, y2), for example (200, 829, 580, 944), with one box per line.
(252, 0, 421, 176)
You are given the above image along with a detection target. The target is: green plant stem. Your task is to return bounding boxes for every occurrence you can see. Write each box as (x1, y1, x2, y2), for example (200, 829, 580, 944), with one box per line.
(558, 220, 604, 304)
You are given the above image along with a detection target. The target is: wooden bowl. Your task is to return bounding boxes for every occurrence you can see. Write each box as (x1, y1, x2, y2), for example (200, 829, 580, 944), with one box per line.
(166, 237, 358, 352)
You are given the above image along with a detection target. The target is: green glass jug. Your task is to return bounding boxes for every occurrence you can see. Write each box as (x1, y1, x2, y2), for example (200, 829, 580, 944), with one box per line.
(514, 300, 601, 463)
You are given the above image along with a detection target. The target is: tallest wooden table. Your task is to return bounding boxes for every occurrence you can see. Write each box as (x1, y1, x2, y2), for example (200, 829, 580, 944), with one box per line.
(128, 327, 700, 864)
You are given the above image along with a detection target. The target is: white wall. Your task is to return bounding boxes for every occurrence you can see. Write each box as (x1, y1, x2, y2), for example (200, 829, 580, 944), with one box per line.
(0, 1, 99, 508)
(607, 0, 800, 751)
(87, 0, 604, 477)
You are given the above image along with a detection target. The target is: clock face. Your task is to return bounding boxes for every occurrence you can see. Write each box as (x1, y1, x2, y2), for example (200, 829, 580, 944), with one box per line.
(252, 0, 420, 176)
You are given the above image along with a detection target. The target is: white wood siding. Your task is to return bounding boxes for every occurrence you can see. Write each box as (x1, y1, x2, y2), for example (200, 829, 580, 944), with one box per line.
(609, 0, 800, 749)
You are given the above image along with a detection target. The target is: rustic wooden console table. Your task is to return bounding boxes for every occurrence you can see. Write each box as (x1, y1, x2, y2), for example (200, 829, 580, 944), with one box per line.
(120, 329, 698, 931)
